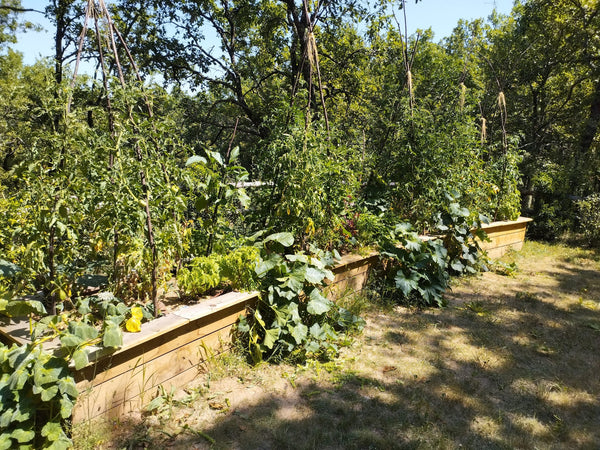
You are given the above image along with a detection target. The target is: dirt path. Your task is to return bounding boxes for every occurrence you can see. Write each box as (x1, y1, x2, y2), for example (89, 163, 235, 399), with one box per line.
(76, 242, 600, 449)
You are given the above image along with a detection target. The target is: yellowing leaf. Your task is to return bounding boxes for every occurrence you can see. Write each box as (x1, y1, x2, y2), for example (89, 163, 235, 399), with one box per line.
(125, 316, 142, 333)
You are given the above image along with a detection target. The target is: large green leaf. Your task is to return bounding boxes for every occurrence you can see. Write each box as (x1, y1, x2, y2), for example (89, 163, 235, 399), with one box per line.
(451, 260, 465, 272)
(262, 328, 280, 349)
(309, 323, 325, 340)
(72, 348, 89, 370)
(33, 360, 63, 386)
(11, 428, 34, 444)
(0, 432, 12, 450)
(40, 385, 59, 401)
(10, 404, 30, 424)
(5, 300, 46, 317)
(205, 150, 224, 166)
(0, 409, 13, 428)
(8, 368, 28, 391)
(59, 333, 83, 349)
(403, 237, 422, 252)
(7, 344, 35, 369)
(449, 202, 470, 217)
(68, 321, 99, 341)
(274, 286, 296, 300)
(304, 267, 327, 284)
(307, 289, 332, 315)
(103, 321, 123, 348)
(255, 254, 283, 277)
(289, 323, 308, 344)
(285, 254, 309, 264)
(263, 232, 294, 247)
(41, 421, 63, 441)
(395, 270, 420, 296)
(280, 266, 306, 293)
(0, 259, 20, 277)
(50, 435, 73, 450)
(59, 395, 74, 420)
(185, 155, 207, 166)
(57, 377, 78, 399)
(229, 146, 240, 162)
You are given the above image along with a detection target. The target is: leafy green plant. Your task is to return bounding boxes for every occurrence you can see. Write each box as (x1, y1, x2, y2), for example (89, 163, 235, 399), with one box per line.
(255, 126, 361, 249)
(219, 246, 260, 291)
(0, 342, 77, 449)
(184, 145, 251, 258)
(492, 260, 519, 277)
(177, 255, 223, 297)
(177, 246, 260, 297)
(355, 210, 387, 247)
(31, 292, 152, 370)
(0, 287, 153, 448)
(379, 223, 450, 307)
(435, 193, 489, 275)
(576, 194, 600, 247)
(237, 232, 364, 363)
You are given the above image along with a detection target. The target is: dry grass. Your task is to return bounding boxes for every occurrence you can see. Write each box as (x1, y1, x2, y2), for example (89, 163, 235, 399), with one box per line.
(74, 241, 600, 449)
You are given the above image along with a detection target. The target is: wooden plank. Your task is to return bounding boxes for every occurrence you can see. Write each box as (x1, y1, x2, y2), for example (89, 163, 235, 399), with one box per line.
(480, 230, 527, 251)
(326, 271, 372, 300)
(332, 253, 378, 275)
(0, 317, 40, 346)
(82, 291, 258, 364)
(73, 325, 233, 422)
(331, 263, 370, 283)
(74, 301, 247, 385)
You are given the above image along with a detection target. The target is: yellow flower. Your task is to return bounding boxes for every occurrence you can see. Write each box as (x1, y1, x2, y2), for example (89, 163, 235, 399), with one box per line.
(125, 306, 144, 332)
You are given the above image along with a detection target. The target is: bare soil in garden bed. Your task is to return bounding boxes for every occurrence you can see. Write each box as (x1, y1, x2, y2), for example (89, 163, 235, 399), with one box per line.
(74, 241, 600, 449)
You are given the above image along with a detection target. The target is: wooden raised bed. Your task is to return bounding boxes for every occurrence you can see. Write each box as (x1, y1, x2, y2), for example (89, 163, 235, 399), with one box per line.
(324, 217, 534, 298)
(478, 217, 533, 259)
(0, 218, 531, 422)
(325, 251, 379, 300)
(0, 291, 259, 423)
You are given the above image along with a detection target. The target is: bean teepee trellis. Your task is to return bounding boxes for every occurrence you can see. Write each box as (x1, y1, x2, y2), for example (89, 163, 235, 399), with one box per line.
(67, 0, 161, 316)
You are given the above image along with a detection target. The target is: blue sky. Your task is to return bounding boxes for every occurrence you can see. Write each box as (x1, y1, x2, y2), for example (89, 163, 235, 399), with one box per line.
(13, 0, 515, 66)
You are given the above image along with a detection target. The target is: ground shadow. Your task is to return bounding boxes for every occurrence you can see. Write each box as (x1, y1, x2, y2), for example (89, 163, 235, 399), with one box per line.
(106, 249, 600, 450)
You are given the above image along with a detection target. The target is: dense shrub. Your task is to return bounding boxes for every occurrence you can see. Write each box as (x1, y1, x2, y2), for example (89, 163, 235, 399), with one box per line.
(577, 194, 600, 247)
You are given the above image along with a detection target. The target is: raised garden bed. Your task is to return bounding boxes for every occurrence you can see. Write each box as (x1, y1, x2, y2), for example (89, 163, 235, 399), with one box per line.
(1, 291, 259, 423)
(0, 218, 532, 423)
(478, 217, 533, 259)
(325, 251, 379, 300)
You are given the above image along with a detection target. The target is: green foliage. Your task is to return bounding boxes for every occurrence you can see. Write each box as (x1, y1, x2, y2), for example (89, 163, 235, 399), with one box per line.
(577, 194, 600, 247)
(177, 246, 261, 296)
(184, 144, 251, 257)
(355, 211, 387, 246)
(238, 232, 363, 363)
(0, 289, 152, 447)
(220, 246, 260, 291)
(256, 126, 361, 249)
(177, 256, 223, 297)
(31, 292, 152, 369)
(491, 141, 522, 221)
(435, 194, 489, 275)
(0, 342, 77, 449)
(379, 223, 449, 308)
(373, 199, 488, 307)
(492, 260, 519, 277)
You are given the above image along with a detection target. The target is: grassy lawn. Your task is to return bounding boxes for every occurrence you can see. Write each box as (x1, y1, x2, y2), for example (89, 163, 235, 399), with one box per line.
(75, 241, 600, 449)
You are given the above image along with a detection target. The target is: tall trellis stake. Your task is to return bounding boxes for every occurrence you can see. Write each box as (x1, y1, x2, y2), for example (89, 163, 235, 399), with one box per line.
(67, 0, 160, 316)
